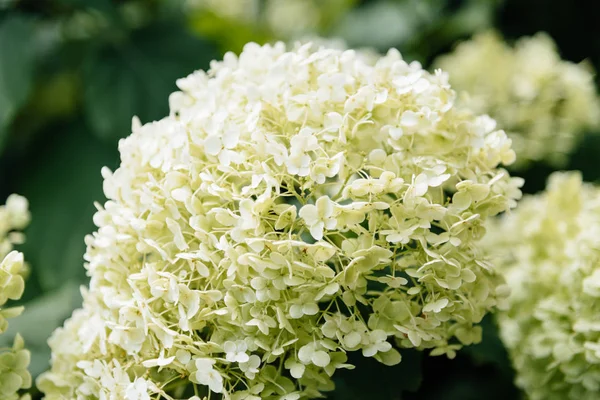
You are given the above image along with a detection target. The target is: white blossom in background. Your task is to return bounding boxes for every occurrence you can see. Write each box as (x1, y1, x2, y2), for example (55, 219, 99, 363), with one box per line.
(0, 194, 30, 260)
(39, 41, 522, 399)
(0, 194, 31, 400)
(187, 0, 353, 40)
(435, 31, 600, 167)
(488, 172, 600, 400)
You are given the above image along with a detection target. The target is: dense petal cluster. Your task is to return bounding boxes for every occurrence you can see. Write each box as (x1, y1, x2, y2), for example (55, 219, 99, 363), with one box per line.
(489, 172, 600, 400)
(38, 305, 158, 400)
(40, 42, 522, 399)
(0, 194, 31, 400)
(0, 251, 27, 334)
(435, 31, 600, 167)
(0, 334, 32, 400)
(0, 195, 30, 332)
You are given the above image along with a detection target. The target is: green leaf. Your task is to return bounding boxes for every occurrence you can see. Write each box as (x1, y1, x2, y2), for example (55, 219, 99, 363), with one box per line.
(54, 0, 115, 14)
(445, 0, 497, 36)
(15, 121, 118, 293)
(333, 1, 422, 50)
(0, 15, 35, 150)
(83, 22, 218, 143)
(567, 131, 600, 184)
(0, 283, 81, 377)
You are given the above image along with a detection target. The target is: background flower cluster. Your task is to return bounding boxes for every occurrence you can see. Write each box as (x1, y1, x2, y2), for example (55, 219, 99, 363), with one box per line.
(487, 172, 600, 400)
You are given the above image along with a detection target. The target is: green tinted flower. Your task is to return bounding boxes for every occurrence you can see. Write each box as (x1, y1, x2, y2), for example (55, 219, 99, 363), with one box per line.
(0, 194, 31, 400)
(40, 41, 521, 399)
(489, 172, 600, 400)
(0, 195, 30, 334)
(0, 334, 32, 399)
(436, 31, 600, 167)
(0, 251, 26, 334)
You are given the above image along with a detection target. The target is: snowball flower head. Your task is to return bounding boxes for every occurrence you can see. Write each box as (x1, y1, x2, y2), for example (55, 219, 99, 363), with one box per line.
(0, 194, 31, 400)
(40, 41, 522, 399)
(435, 31, 600, 167)
(0, 253, 31, 400)
(0, 194, 30, 333)
(490, 172, 600, 400)
(0, 194, 30, 260)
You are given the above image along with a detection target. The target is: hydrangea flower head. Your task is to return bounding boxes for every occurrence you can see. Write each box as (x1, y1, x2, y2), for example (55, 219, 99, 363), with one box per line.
(490, 172, 600, 400)
(39, 42, 522, 399)
(0, 194, 29, 261)
(436, 31, 600, 167)
(0, 194, 31, 400)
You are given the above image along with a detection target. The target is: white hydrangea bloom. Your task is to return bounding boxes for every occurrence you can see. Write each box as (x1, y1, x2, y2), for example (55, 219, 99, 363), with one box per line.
(0, 194, 31, 400)
(0, 251, 27, 334)
(0, 194, 30, 261)
(40, 42, 522, 398)
(435, 31, 600, 167)
(489, 172, 600, 400)
(0, 333, 31, 400)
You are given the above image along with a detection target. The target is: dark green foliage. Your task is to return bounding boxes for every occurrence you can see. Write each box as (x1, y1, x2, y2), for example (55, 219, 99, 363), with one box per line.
(0, 14, 35, 150)
(15, 122, 117, 293)
(329, 349, 423, 399)
(83, 22, 216, 142)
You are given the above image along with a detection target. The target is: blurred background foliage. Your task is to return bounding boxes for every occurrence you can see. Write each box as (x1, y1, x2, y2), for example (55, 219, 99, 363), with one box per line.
(0, 0, 598, 398)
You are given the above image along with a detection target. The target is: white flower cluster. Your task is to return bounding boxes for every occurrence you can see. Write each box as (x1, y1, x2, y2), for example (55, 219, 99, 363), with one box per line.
(0, 194, 31, 400)
(39, 42, 522, 399)
(38, 306, 158, 400)
(435, 31, 600, 167)
(0, 195, 29, 262)
(0, 333, 31, 400)
(0, 194, 30, 333)
(491, 172, 600, 399)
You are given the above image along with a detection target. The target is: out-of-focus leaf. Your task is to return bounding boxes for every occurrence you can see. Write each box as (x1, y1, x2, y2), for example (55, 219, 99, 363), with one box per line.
(567, 132, 600, 184)
(399, 0, 500, 63)
(0, 282, 81, 377)
(332, 0, 500, 62)
(328, 349, 422, 399)
(333, 1, 421, 50)
(54, 0, 115, 14)
(0, 15, 35, 150)
(0, 0, 18, 10)
(15, 122, 117, 293)
(9, 71, 80, 152)
(445, 0, 498, 36)
(83, 22, 218, 143)
(188, 11, 270, 54)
